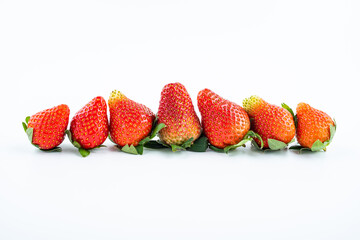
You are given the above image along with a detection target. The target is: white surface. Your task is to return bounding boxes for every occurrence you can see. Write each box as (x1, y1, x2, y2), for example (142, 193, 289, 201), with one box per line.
(1, 0, 360, 239)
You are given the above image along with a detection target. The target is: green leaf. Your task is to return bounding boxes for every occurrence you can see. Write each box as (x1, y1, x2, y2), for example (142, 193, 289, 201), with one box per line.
(78, 148, 90, 157)
(66, 130, 73, 143)
(224, 138, 252, 153)
(108, 134, 115, 143)
(282, 103, 297, 128)
(135, 145, 144, 155)
(281, 103, 295, 119)
(267, 138, 288, 151)
(138, 123, 166, 146)
(209, 145, 225, 153)
(167, 137, 195, 152)
(25, 116, 30, 124)
(150, 123, 166, 139)
(22, 122, 28, 132)
(121, 144, 139, 155)
(329, 122, 336, 144)
(96, 145, 107, 148)
(26, 127, 34, 144)
(144, 140, 169, 149)
(247, 131, 264, 149)
(66, 130, 82, 149)
(311, 140, 326, 151)
(187, 136, 209, 152)
(181, 137, 194, 149)
(138, 137, 151, 146)
(251, 140, 262, 151)
(171, 144, 185, 152)
(159, 141, 171, 148)
(289, 145, 312, 153)
(210, 130, 264, 153)
(73, 140, 82, 149)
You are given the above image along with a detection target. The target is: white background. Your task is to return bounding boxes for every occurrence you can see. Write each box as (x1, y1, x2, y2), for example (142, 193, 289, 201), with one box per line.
(1, 0, 360, 239)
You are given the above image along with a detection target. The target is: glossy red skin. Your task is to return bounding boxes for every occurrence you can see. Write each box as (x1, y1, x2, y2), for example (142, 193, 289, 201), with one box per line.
(70, 96, 109, 149)
(157, 82, 201, 145)
(296, 103, 334, 148)
(197, 89, 250, 149)
(109, 93, 155, 147)
(28, 104, 70, 150)
(248, 102, 295, 149)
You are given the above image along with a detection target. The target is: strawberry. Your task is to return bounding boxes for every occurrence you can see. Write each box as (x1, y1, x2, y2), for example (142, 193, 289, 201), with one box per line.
(157, 82, 201, 150)
(197, 89, 258, 153)
(66, 96, 108, 157)
(293, 103, 336, 151)
(242, 96, 295, 150)
(22, 104, 70, 151)
(108, 90, 155, 154)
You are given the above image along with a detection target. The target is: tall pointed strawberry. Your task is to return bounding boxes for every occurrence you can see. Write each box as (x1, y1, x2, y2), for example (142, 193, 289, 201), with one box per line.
(290, 103, 336, 152)
(197, 89, 261, 153)
(66, 96, 108, 157)
(22, 104, 70, 151)
(108, 90, 157, 155)
(156, 82, 202, 151)
(242, 96, 295, 150)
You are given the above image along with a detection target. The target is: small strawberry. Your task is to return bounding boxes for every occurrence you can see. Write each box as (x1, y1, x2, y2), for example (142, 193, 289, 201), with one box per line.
(67, 96, 109, 157)
(156, 82, 202, 150)
(242, 96, 295, 150)
(22, 104, 70, 151)
(293, 103, 336, 151)
(108, 90, 155, 154)
(198, 89, 259, 153)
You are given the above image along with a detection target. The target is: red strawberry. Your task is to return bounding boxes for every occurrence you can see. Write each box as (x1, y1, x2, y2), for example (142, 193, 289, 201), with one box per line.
(157, 83, 202, 148)
(197, 89, 251, 151)
(67, 96, 108, 157)
(242, 96, 295, 150)
(295, 103, 335, 151)
(108, 90, 155, 149)
(23, 104, 70, 151)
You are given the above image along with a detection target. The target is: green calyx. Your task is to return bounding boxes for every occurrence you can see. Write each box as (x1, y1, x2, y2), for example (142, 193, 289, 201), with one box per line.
(143, 136, 193, 152)
(22, 116, 62, 152)
(187, 136, 209, 152)
(290, 119, 337, 152)
(120, 144, 144, 155)
(66, 130, 106, 157)
(281, 103, 297, 128)
(210, 130, 264, 154)
(252, 138, 294, 152)
(143, 129, 209, 153)
(117, 122, 166, 155)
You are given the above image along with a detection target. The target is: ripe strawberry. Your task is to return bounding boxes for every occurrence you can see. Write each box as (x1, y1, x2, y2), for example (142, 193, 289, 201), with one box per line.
(242, 96, 295, 149)
(295, 103, 335, 150)
(157, 83, 201, 147)
(108, 90, 155, 148)
(22, 104, 70, 150)
(67, 96, 108, 157)
(197, 89, 251, 150)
